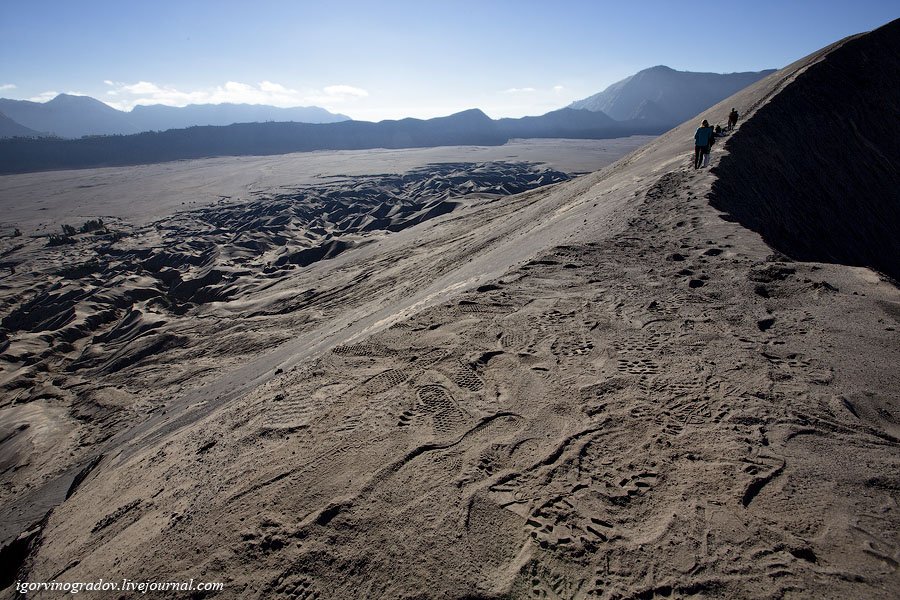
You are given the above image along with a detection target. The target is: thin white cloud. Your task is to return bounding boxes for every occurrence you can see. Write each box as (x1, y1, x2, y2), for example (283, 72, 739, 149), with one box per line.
(502, 85, 565, 95)
(484, 83, 580, 118)
(102, 80, 370, 111)
(323, 85, 368, 98)
(305, 85, 370, 105)
(503, 87, 537, 94)
(223, 81, 254, 93)
(29, 91, 59, 102)
(27, 90, 89, 102)
(259, 80, 288, 93)
(0, 83, 16, 91)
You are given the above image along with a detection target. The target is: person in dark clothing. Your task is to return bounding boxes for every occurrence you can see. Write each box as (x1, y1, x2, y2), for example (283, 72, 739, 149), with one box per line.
(727, 108, 739, 130)
(694, 119, 713, 168)
(703, 125, 715, 167)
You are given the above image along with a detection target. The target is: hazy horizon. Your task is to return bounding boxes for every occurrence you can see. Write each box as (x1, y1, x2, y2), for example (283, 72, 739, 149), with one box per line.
(1, 1, 896, 121)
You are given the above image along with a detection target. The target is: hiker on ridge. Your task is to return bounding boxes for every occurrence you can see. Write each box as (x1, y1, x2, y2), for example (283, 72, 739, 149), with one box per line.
(694, 120, 713, 169)
(727, 108, 739, 131)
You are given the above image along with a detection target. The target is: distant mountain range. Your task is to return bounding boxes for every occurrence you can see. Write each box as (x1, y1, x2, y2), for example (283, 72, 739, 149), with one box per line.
(0, 65, 776, 172)
(0, 94, 350, 138)
(128, 103, 349, 132)
(0, 108, 666, 174)
(570, 65, 776, 126)
(1, 66, 775, 140)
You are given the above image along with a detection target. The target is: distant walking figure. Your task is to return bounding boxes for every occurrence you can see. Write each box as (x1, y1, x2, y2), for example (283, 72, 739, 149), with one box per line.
(727, 108, 739, 131)
(694, 119, 713, 169)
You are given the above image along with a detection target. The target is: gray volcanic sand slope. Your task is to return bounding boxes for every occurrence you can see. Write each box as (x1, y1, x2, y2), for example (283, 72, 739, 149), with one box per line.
(0, 138, 652, 235)
(0, 159, 588, 547)
(3, 23, 900, 600)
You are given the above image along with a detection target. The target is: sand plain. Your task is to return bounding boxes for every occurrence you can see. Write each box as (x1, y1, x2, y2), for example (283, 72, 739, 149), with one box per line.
(0, 138, 652, 235)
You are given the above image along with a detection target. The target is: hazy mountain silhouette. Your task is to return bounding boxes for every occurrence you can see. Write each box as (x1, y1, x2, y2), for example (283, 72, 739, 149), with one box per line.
(128, 103, 349, 131)
(0, 108, 667, 174)
(0, 111, 42, 137)
(0, 94, 140, 138)
(0, 94, 350, 139)
(497, 107, 618, 138)
(570, 65, 776, 125)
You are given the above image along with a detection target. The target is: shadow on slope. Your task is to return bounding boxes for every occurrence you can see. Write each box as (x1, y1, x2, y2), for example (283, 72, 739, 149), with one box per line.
(710, 18, 900, 281)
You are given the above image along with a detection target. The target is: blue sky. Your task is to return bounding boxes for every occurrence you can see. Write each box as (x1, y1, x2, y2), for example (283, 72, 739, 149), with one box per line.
(1, 1, 896, 120)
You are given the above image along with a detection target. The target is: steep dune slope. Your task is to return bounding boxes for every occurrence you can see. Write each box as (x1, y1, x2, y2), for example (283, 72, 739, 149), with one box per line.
(711, 18, 900, 280)
(7, 23, 900, 600)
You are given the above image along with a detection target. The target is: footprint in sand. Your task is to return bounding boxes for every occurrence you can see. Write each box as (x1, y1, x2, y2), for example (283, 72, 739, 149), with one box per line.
(416, 384, 468, 435)
(358, 368, 409, 396)
(267, 573, 321, 600)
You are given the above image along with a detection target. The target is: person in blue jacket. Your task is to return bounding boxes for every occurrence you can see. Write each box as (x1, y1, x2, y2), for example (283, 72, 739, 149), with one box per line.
(694, 120, 713, 168)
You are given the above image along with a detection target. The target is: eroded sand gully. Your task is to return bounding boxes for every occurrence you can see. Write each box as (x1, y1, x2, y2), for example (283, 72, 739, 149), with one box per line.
(3, 33, 900, 600)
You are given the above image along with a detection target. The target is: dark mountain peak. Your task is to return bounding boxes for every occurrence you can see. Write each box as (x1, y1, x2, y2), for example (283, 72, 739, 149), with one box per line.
(445, 108, 491, 121)
(46, 93, 115, 109)
(47, 93, 82, 102)
(2, 93, 136, 137)
(570, 66, 775, 124)
(423, 108, 494, 128)
(631, 66, 688, 83)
